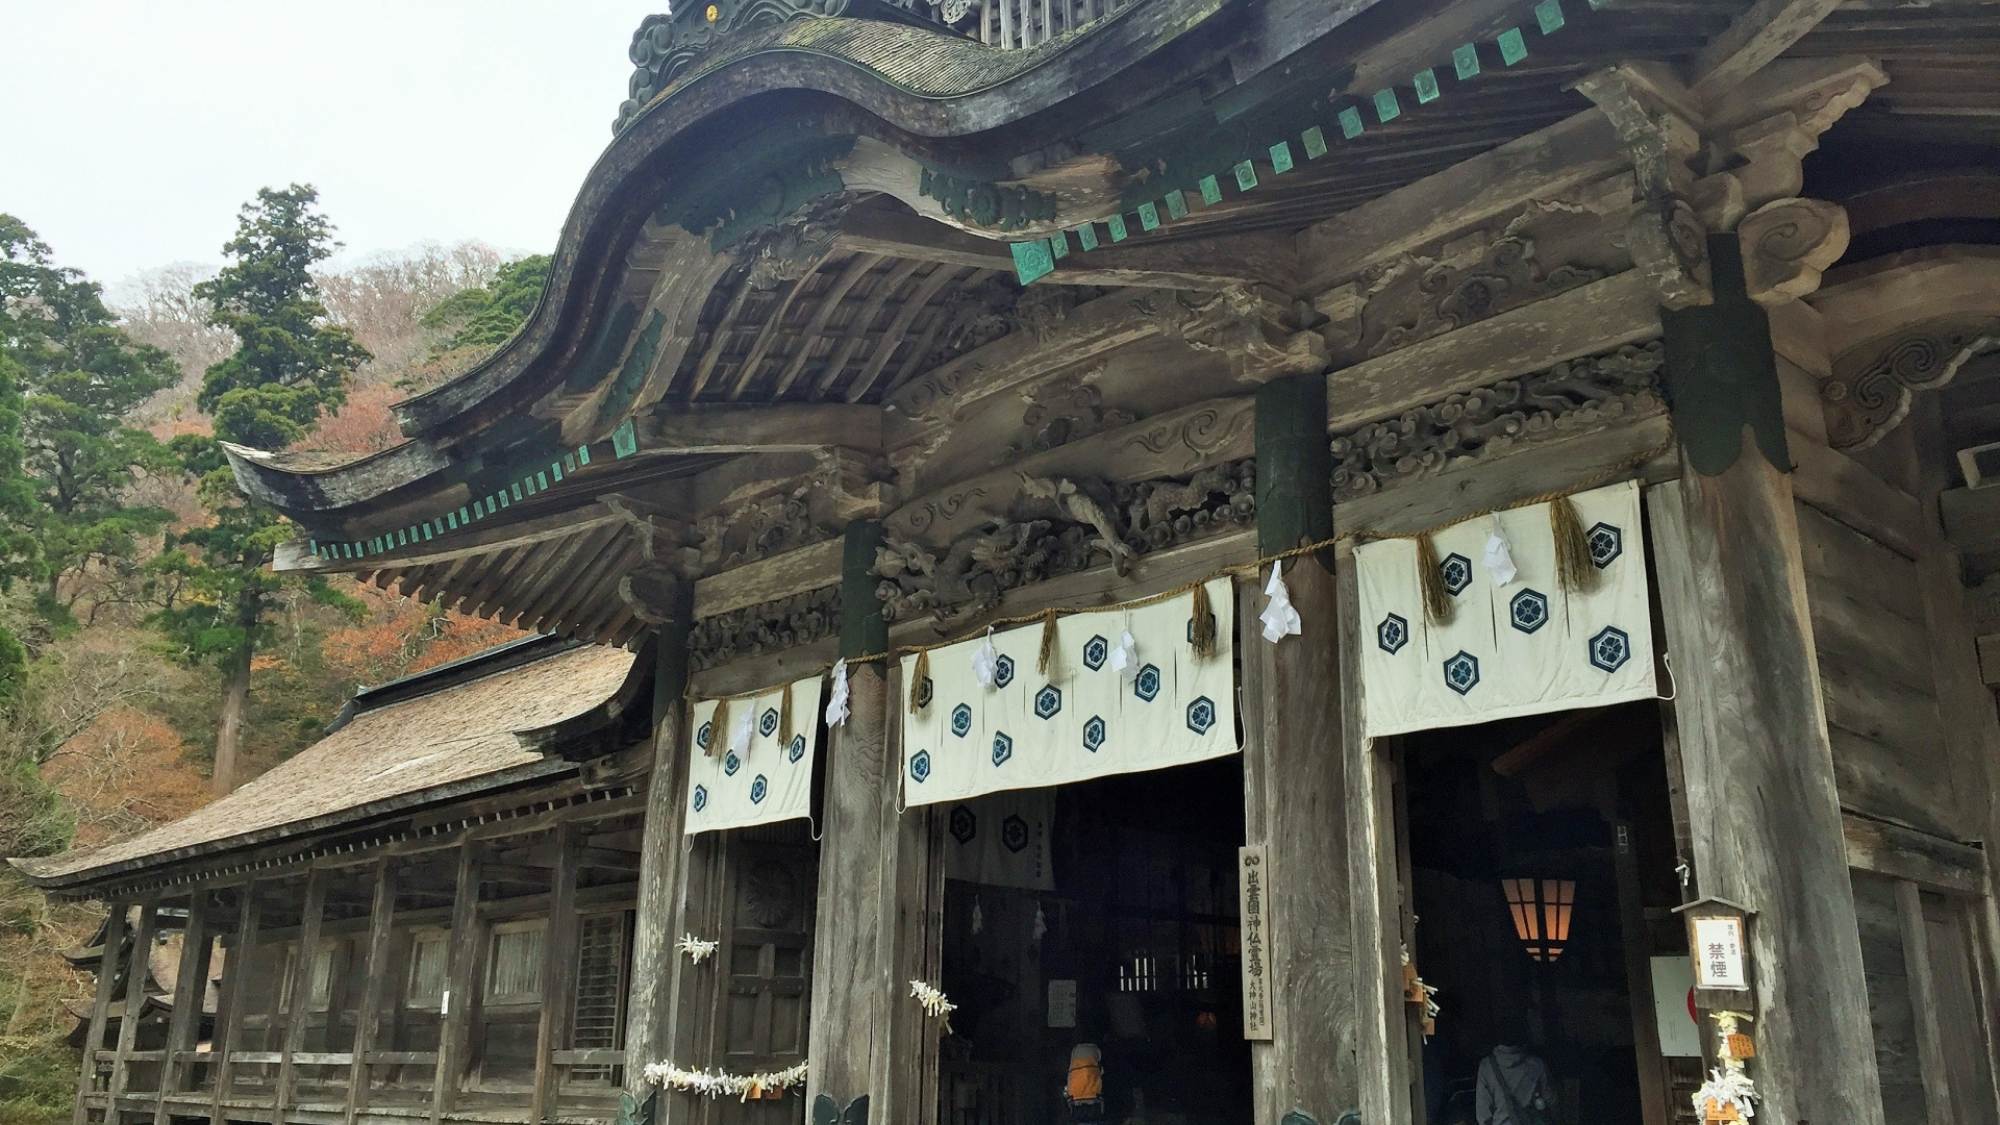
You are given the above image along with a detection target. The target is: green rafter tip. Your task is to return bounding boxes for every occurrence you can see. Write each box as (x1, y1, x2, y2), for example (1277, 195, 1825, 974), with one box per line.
(1269, 141, 1294, 174)
(1049, 230, 1069, 259)
(1498, 27, 1527, 64)
(1374, 88, 1401, 123)
(1414, 68, 1440, 104)
(1165, 190, 1189, 219)
(1302, 125, 1328, 159)
(1198, 175, 1222, 206)
(1338, 106, 1364, 139)
(1138, 201, 1160, 231)
(1077, 223, 1100, 251)
(1535, 0, 1564, 33)
(1454, 43, 1481, 79)
(1107, 213, 1129, 242)
(1233, 160, 1257, 192)
(1009, 239, 1055, 284)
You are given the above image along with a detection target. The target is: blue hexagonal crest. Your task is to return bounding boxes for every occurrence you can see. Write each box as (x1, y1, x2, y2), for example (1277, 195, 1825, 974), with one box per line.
(1134, 664, 1162, 702)
(749, 774, 769, 805)
(758, 708, 779, 737)
(1509, 589, 1550, 634)
(915, 676, 935, 709)
(950, 703, 973, 738)
(949, 804, 977, 843)
(788, 734, 807, 763)
(1083, 635, 1109, 671)
(993, 655, 1016, 688)
(991, 731, 1014, 767)
(1001, 815, 1029, 853)
(695, 721, 712, 751)
(1587, 522, 1623, 569)
(1186, 695, 1217, 735)
(1082, 715, 1107, 753)
(910, 750, 932, 783)
(1440, 552, 1474, 596)
(1442, 650, 1481, 696)
(691, 784, 709, 813)
(1034, 684, 1063, 720)
(723, 751, 742, 777)
(1378, 613, 1409, 654)
(1588, 625, 1632, 672)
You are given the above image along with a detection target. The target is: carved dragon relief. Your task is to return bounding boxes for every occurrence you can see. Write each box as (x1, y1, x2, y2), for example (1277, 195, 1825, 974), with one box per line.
(689, 585, 842, 671)
(691, 448, 893, 574)
(874, 461, 1255, 628)
(1328, 341, 1666, 498)
(996, 370, 1135, 463)
(1822, 320, 2000, 452)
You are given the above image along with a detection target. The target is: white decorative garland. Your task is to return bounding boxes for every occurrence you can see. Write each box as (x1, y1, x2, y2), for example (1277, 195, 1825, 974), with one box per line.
(643, 1060, 809, 1101)
(1692, 1067, 1757, 1120)
(910, 978, 956, 1027)
(676, 933, 719, 964)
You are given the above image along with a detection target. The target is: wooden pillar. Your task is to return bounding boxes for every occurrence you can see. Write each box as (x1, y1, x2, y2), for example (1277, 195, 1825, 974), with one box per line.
(431, 842, 483, 1125)
(625, 594, 695, 1097)
(155, 891, 213, 1124)
(73, 899, 130, 1125)
(867, 661, 946, 1125)
(532, 824, 582, 1124)
(211, 884, 259, 1125)
(347, 861, 397, 1124)
(108, 898, 161, 1113)
(805, 520, 892, 1114)
(1647, 238, 1883, 1125)
(1246, 374, 1357, 1122)
(274, 869, 327, 1125)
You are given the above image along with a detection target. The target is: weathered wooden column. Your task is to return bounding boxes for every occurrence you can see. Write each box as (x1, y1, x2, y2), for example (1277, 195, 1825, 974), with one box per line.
(211, 884, 259, 1125)
(1646, 237, 1883, 1125)
(431, 843, 482, 1124)
(74, 899, 130, 1125)
(805, 520, 893, 1114)
(624, 587, 695, 1097)
(347, 861, 397, 1124)
(532, 824, 582, 1123)
(108, 898, 161, 1112)
(156, 890, 213, 1124)
(1245, 374, 1357, 1123)
(274, 869, 327, 1125)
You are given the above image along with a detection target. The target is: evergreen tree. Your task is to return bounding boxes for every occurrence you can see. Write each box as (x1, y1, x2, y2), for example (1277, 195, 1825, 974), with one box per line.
(153, 185, 368, 794)
(0, 215, 179, 627)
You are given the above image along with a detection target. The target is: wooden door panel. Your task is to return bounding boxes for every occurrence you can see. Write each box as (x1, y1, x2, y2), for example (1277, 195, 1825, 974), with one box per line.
(714, 831, 817, 1125)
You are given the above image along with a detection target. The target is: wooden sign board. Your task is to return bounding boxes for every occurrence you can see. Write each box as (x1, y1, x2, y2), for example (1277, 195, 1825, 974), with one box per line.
(1238, 845, 1273, 1040)
(1676, 897, 1755, 1011)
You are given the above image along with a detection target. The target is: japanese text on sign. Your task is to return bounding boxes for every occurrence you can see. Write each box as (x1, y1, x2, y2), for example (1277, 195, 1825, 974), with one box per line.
(1238, 845, 1273, 1040)
(1692, 916, 1748, 990)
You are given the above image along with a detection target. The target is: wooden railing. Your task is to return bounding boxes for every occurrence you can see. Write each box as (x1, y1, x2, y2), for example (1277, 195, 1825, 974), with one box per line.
(971, 0, 1141, 50)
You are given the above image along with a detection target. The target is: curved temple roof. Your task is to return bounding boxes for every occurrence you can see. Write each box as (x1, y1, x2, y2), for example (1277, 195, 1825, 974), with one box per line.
(10, 639, 639, 893)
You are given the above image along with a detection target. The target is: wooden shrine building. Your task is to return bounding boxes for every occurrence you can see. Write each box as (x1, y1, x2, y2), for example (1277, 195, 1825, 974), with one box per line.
(20, 0, 2000, 1122)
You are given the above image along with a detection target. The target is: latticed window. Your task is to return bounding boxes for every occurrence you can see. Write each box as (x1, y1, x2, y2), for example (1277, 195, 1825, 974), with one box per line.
(405, 931, 448, 1008)
(486, 921, 545, 1003)
(568, 912, 629, 1083)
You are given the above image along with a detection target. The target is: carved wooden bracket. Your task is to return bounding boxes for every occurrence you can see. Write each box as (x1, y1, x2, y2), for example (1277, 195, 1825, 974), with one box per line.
(1162, 285, 1329, 383)
(1572, 65, 1714, 309)
(1823, 318, 2000, 451)
(617, 563, 686, 626)
(1737, 197, 1849, 305)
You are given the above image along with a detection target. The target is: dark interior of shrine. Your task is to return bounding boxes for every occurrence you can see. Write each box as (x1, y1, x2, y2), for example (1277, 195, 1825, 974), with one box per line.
(938, 756, 1252, 1125)
(1403, 701, 1690, 1125)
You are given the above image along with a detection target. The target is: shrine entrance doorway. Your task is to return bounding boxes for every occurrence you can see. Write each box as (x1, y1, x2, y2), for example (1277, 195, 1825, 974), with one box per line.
(1395, 701, 1689, 1125)
(936, 755, 1253, 1125)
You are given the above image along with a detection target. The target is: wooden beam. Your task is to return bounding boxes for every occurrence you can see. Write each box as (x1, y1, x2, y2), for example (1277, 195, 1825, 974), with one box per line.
(692, 539, 844, 619)
(1898, 879, 1958, 1125)
(845, 263, 964, 403)
(107, 899, 159, 1109)
(1326, 269, 1661, 431)
(646, 404, 883, 455)
(345, 862, 396, 1125)
(73, 900, 129, 1125)
(274, 504, 623, 574)
(154, 892, 212, 1125)
(684, 271, 761, 402)
(1691, 0, 1847, 102)
(816, 257, 924, 397)
(1843, 813, 1987, 897)
(1298, 111, 1626, 292)
(430, 844, 482, 1125)
(724, 253, 834, 401)
(272, 871, 326, 1125)
(769, 253, 881, 399)
(623, 596, 694, 1097)
(210, 886, 258, 1125)
(530, 825, 581, 1124)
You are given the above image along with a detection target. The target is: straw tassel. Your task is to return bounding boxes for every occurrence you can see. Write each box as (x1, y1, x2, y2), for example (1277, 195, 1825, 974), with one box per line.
(778, 682, 794, 747)
(1416, 532, 1453, 625)
(908, 649, 930, 714)
(1037, 610, 1059, 674)
(1550, 494, 1598, 594)
(1189, 581, 1217, 659)
(708, 698, 728, 757)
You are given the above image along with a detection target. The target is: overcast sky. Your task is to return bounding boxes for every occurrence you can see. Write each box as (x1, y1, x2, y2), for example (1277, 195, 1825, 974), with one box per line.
(1, 1, 652, 292)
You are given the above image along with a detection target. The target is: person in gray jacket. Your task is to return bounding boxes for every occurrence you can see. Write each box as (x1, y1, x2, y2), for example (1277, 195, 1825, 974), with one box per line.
(1475, 1028, 1554, 1125)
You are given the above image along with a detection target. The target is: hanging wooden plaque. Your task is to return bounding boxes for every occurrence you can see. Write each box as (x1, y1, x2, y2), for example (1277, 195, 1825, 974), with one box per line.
(1238, 845, 1273, 1040)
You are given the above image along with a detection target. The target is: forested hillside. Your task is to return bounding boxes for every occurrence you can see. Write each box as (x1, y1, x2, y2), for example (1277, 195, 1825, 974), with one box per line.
(0, 197, 550, 1124)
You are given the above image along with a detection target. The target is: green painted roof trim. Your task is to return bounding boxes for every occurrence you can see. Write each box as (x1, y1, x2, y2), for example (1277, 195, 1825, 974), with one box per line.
(1006, 0, 1587, 283)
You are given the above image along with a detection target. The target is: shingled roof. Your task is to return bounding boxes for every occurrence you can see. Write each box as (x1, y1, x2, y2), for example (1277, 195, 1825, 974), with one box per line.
(10, 638, 639, 891)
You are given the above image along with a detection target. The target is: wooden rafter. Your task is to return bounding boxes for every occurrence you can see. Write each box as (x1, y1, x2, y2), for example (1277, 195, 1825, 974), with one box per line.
(683, 270, 763, 401)
(534, 531, 633, 636)
(1691, 0, 1847, 101)
(724, 252, 837, 401)
(769, 252, 882, 399)
(814, 257, 924, 397)
(845, 263, 966, 402)
(499, 529, 609, 627)
(463, 545, 537, 620)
